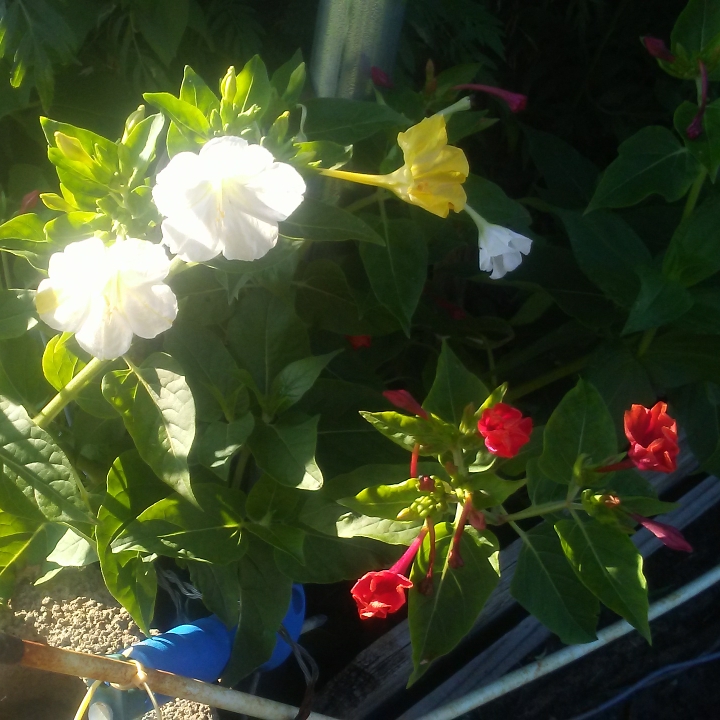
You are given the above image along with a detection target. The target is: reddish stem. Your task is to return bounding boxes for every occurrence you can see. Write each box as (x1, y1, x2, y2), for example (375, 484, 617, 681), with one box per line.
(449, 498, 473, 568)
(389, 527, 428, 576)
(420, 519, 436, 595)
(410, 443, 419, 479)
(596, 459, 634, 473)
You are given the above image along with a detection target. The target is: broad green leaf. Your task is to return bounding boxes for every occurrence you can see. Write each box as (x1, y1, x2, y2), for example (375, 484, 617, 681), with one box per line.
(271, 50, 305, 104)
(671, 0, 720, 56)
(227, 288, 310, 396)
(523, 126, 599, 209)
(133, 0, 189, 66)
(143, 92, 210, 137)
(40, 117, 117, 161)
(113, 484, 245, 563)
(670, 382, 720, 476)
(511, 522, 599, 644)
(588, 127, 701, 211)
(409, 523, 500, 683)
(244, 523, 305, 563)
(281, 198, 384, 245)
(43, 212, 110, 245)
(179, 66, 220, 115)
(360, 219, 428, 335)
(527, 457, 566, 505)
(467, 474, 526, 509)
(423, 341, 489, 425)
(188, 562, 240, 627)
(234, 55, 271, 115)
(164, 323, 243, 422)
(0, 290, 37, 339)
(268, 351, 340, 416)
(0, 214, 46, 243)
(120, 112, 165, 184)
(623, 267, 693, 334)
(617, 496, 678, 516)
(303, 98, 408, 144)
(339, 479, 420, 521)
(97, 451, 166, 634)
(273, 531, 398, 583)
(643, 332, 720, 387)
(246, 475, 301, 524)
(674, 100, 720, 180)
(360, 411, 458, 455)
(663, 196, 720, 287)
(0, 519, 48, 600)
(222, 538, 292, 684)
(46, 527, 97, 567)
(0, 396, 92, 524)
(291, 141, 353, 169)
(249, 416, 323, 490)
(102, 353, 196, 504)
(446, 112, 496, 144)
(464, 175, 532, 229)
(194, 417, 254, 480)
(555, 516, 650, 640)
(558, 210, 651, 307)
(0, 471, 46, 522)
(539, 380, 617, 485)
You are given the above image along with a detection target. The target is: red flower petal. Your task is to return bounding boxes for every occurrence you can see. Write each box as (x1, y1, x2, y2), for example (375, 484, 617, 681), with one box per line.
(351, 570, 413, 619)
(383, 389, 429, 419)
(477, 402, 532, 458)
(624, 402, 679, 474)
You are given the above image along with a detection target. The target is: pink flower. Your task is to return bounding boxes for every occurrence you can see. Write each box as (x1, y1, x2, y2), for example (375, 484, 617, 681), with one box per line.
(630, 514, 692, 552)
(371, 66, 393, 89)
(346, 334, 372, 350)
(453, 84, 527, 113)
(478, 403, 533, 458)
(383, 389, 429, 419)
(624, 402, 679, 474)
(641, 36, 675, 63)
(686, 61, 709, 140)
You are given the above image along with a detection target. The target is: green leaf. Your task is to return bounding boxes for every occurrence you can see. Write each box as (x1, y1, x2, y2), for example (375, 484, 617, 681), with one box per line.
(188, 562, 240, 627)
(44, 212, 110, 245)
(291, 140, 353, 169)
(0, 214, 46, 243)
(179, 66, 220, 115)
(133, 0, 189, 66)
(245, 523, 305, 564)
(268, 351, 340, 416)
(0, 396, 92, 524)
(246, 475, 301, 524)
(113, 484, 245, 564)
(360, 219, 428, 335)
(588, 127, 701, 211)
(643, 332, 720, 387)
(227, 288, 310, 396)
(164, 323, 243, 422)
(664, 196, 720, 287)
(670, 382, 720, 476)
(622, 267, 693, 334)
(558, 209, 651, 307)
(464, 175, 533, 229)
(674, 100, 720, 180)
(446, 111, 497, 144)
(360, 411, 458, 455)
(338, 479, 420, 520)
(273, 531, 397, 583)
(527, 457, 567, 505)
(101, 353, 196, 504)
(555, 516, 650, 640)
(271, 50, 305, 102)
(523, 126, 599, 209)
(120, 112, 165, 184)
(423, 341, 489, 425)
(46, 527, 97, 567)
(468, 474, 526, 509)
(0, 520, 49, 600)
(143, 92, 210, 137)
(249, 416, 323, 490)
(97, 451, 166, 634)
(195, 417, 254, 480)
(280, 199, 384, 245)
(303, 98, 408, 144)
(222, 538, 292, 684)
(539, 380, 617, 485)
(671, 0, 720, 56)
(234, 55, 272, 115)
(409, 523, 500, 683)
(512, 521, 599, 644)
(0, 290, 37, 339)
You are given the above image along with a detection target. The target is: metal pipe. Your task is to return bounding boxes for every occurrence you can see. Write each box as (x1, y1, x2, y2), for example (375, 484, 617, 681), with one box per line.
(0, 635, 340, 720)
(411, 562, 720, 720)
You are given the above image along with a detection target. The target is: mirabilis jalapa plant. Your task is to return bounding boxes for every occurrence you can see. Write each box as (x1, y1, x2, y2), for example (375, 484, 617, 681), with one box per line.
(0, 0, 710, 687)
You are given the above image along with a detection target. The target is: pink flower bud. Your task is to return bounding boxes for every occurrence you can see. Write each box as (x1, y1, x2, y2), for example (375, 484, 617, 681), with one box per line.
(383, 389, 429, 419)
(642, 37, 675, 63)
(371, 66, 393, 89)
(453, 84, 527, 113)
(346, 334, 372, 350)
(19, 190, 40, 214)
(630, 513, 693, 552)
(686, 61, 709, 140)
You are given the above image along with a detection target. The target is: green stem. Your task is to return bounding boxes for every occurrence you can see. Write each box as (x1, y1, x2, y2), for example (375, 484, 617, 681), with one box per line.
(1, 254, 12, 290)
(231, 446, 251, 489)
(682, 168, 708, 222)
(500, 500, 577, 523)
(343, 189, 385, 214)
(378, 194, 390, 245)
(636, 327, 656, 358)
(32, 358, 109, 429)
(507, 355, 590, 401)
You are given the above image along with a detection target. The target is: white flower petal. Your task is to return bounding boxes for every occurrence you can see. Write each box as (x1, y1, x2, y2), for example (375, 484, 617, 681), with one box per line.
(476, 221, 532, 281)
(75, 302, 134, 360)
(221, 209, 278, 261)
(152, 153, 207, 216)
(110, 238, 171, 286)
(122, 284, 178, 339)
(161, 218, 221, 262)
(200, 137, 271, 183)
(36, 278, 90, 332)
(244, 161, 307, 220)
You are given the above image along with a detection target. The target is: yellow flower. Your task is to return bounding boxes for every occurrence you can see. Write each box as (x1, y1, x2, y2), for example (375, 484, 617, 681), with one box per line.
(321, 115, 469, 218)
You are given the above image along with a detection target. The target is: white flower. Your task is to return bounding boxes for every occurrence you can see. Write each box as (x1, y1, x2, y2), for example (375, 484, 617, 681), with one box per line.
(35, 237, 177, 360)
(466, 205, 532, 280)
(152, 136, 306, 263)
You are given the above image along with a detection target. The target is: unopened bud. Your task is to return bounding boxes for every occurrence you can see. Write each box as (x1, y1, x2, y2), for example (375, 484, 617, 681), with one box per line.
(122, 106, 145, 142)
(417, 475, 434, 492)
(221, 67, 237, 103)
(425, 59, 436, 95)
(19, 190, 40, 213)
(642, 36, 675, 63)
(396, 507, 414, 521)
(54, 132, 93, 165)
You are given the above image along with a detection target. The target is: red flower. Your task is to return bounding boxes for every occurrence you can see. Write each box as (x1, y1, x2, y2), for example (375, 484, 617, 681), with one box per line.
(346, 334, 372, 350)
(686, 61, 709, 140)
(351, 570, 413, 619)
(383, 389, 429, 419)
(371, 66, 393, 89)
(630, 514, 692, 553)
(624, 402, 679, 473)
(477, 403, 532, 458)
(641, 36, 675, 63)
(453, 84, 527, 113)
(351, 528, 427, 619)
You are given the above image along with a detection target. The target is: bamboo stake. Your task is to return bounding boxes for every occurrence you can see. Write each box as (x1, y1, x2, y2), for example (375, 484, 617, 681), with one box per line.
(0, 635, 340, 720)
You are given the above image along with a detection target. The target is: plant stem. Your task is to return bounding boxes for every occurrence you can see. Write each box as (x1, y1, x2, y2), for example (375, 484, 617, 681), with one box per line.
(499, 499, 575, 523)
(636, 328, 656, 358)
(1, 254, 12, 290)
(506, 355, 590, 401)
(682, 168, 707, 222)
(32, 358, 109, 429)
(343, 189, 385, 214)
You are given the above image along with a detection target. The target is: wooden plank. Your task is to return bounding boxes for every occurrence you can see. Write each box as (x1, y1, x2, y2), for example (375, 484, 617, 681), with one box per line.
(314, 453, 698, 719)
(399, 474, 720, 719)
